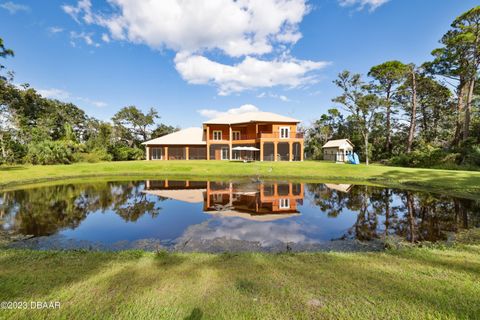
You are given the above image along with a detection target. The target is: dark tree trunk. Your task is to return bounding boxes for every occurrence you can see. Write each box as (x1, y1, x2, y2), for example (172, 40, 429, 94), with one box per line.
(453, 80, 467, 146)
(407, 70, 417, 153)
(463, 79, 475, 141)
(406, 192, 416, 243)
(385, 87, 392, 155)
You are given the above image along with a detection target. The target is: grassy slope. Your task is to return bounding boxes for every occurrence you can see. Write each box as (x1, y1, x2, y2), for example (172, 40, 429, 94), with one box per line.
(0, 245, 479, 319)
(1, 160, 480, 198)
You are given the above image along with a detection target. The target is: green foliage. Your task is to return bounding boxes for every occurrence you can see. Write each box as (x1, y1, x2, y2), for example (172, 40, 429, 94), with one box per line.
(24, 140, 81, 165)
(389, 144, 458, 168)
(109, 146, 144, 161)
(74, 148, 113, 163)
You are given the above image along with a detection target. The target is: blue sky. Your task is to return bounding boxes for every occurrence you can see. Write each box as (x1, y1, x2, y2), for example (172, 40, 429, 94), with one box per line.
(0, 0, 477, 128)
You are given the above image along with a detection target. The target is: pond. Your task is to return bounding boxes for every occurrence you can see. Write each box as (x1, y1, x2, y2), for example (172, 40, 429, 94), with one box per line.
(1, 179, 479, 252)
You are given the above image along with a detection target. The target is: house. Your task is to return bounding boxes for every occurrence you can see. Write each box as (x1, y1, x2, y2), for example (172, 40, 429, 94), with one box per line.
(322, 139, 354, 162)
(142, 111, 304, 161)
(143, 180, 304, 221)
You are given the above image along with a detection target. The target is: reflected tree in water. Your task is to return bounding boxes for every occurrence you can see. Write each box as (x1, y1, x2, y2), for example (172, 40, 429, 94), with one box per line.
(307, 184, 480, 242)
(0, 181, 163, 236)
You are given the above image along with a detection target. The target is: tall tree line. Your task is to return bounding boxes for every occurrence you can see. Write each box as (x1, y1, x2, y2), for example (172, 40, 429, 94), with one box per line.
(0, 40, 177, 165)
(306, 6, 480, 169)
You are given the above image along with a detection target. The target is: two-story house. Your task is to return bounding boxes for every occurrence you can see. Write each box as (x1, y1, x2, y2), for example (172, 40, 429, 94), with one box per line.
(143, 111, 304, 161)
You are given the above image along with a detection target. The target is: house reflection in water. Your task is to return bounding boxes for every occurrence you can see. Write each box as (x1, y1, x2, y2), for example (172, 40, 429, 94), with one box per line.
(143, 180, 304, 221)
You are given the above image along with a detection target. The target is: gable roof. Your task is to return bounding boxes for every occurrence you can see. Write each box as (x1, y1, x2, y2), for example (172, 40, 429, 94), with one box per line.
(322, 139, 354, 149)
(142, 127, 205, 145)
(203, 111, 300, 125)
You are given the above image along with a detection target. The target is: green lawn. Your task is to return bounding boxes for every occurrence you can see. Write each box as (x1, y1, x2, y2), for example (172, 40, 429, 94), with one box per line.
(0, 243, 479, 319)
(1, 160, 480, 198)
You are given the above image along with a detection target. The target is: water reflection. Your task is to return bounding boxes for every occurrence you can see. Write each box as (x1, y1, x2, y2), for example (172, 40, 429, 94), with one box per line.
(144, 180, 304, 221)
(0, 180, 479, 250)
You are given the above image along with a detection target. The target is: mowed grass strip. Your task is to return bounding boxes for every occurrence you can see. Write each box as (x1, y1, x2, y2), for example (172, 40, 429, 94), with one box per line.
(0, 245, 479, 320)
(1, 160, 480, 198)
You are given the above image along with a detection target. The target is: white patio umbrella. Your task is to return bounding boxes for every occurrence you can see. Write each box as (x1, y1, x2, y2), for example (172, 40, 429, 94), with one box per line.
(231, 146, 260, 161)
(232, 146, 260, 151)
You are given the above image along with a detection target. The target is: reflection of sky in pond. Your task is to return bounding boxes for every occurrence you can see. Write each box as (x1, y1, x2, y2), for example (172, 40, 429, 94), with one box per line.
(1, 180, 479, 250)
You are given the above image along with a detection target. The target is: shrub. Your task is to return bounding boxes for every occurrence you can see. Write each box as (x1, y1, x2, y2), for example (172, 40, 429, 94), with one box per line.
(109, 146, 144, 161)
(75, 148, 113, 163)
(25, 140, 75, 165)
(388, 144, 454, 168)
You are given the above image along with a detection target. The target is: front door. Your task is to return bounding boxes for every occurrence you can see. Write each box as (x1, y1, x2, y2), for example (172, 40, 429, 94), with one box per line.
(221, 147, 229, 160)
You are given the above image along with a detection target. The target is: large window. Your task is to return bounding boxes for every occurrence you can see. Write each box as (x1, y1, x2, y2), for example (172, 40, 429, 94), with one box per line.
(151, 147, 162, 160)
(232, 131, 241, 140)
(280, 127, 290, 139)
(213, 130, 222, 140)
(279, 198, 290, 209)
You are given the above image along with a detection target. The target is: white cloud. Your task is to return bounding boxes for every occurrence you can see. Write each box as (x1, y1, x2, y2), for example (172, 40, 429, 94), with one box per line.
(338, 0, 389, 11)
(70, 31, 99, 47)
(257, 92, 290, 102)
(62, 0, 330, 95)
(175, 53, 329, 95)
(101, 33, 110, 43)
(0, 1, 29, 14)
(37, 88, 71, 100)
(198, 104, 259, 119)
(48, 27, 64, 34)
(37, 88, 107, 108)
(63, 0, 309, 57)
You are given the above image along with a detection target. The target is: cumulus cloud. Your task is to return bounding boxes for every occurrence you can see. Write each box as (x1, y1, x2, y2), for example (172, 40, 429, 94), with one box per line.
(198, 104, 259, 119)
(177, 217, 317, 247)
(0, 1, 29, 14)
(338, 0, 389, 11)
(62, 0, 330, 95)
(63, 0, 308, 56)
(175, 53, 329, 95)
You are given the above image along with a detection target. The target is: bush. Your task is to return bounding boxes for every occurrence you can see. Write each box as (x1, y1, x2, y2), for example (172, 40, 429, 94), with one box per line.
(75, 148, 113, 163)
(109, 146, 144, 161)
(388, 144, 457, 168)
(25, 140, 76, 165)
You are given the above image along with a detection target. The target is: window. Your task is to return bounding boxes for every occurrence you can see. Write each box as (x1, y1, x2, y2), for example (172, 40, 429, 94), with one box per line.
(221, 147, 229, 160)
(232, 131, 241, 140)
(213, 130, 222, 140)
(151, 147, 162, 160)
(280, 127, 290, 139)
(279, 198, 290, 209)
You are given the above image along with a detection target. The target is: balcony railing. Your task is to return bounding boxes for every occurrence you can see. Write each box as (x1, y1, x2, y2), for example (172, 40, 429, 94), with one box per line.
(212, 132, 304, 141)
(257, 132, 304, 139)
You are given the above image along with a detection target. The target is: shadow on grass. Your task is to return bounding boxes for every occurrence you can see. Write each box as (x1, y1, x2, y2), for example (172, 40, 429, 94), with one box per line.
(0, 249, 479, 319)
(0, 166, 26, 171)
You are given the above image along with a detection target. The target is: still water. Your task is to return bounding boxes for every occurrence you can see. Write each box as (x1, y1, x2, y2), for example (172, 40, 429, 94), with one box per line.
(1, 179, 479, 251)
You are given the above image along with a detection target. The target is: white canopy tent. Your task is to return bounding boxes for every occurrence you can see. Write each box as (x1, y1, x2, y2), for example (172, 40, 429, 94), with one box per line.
(232, 146, 260, 161)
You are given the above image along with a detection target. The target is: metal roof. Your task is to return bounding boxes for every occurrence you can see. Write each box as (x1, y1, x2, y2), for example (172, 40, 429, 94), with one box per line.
(203, 111, 300, 125)
(322, 139, 354, 148)
(142, 127, 205, 146)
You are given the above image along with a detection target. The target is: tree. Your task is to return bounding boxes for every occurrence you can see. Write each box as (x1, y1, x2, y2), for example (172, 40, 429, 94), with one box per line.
(0, 37, 14, 80)
(305, 108, 347, 159)
(332, 71, 381, 165)
(151, 124, 179, 138)
(368, 61, 409, 155)
(112, 106, 159, 147)
(426, 6, 480, 144)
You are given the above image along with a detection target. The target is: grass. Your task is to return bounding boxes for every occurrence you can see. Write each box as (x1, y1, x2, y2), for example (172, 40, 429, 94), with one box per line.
(1, 160, 480, 198)
(0, 243, 479, 319)
(1, 162, 480, 318)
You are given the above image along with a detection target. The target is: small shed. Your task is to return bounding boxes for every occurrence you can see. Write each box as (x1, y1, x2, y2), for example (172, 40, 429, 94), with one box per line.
(322, 139, 354, 162)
